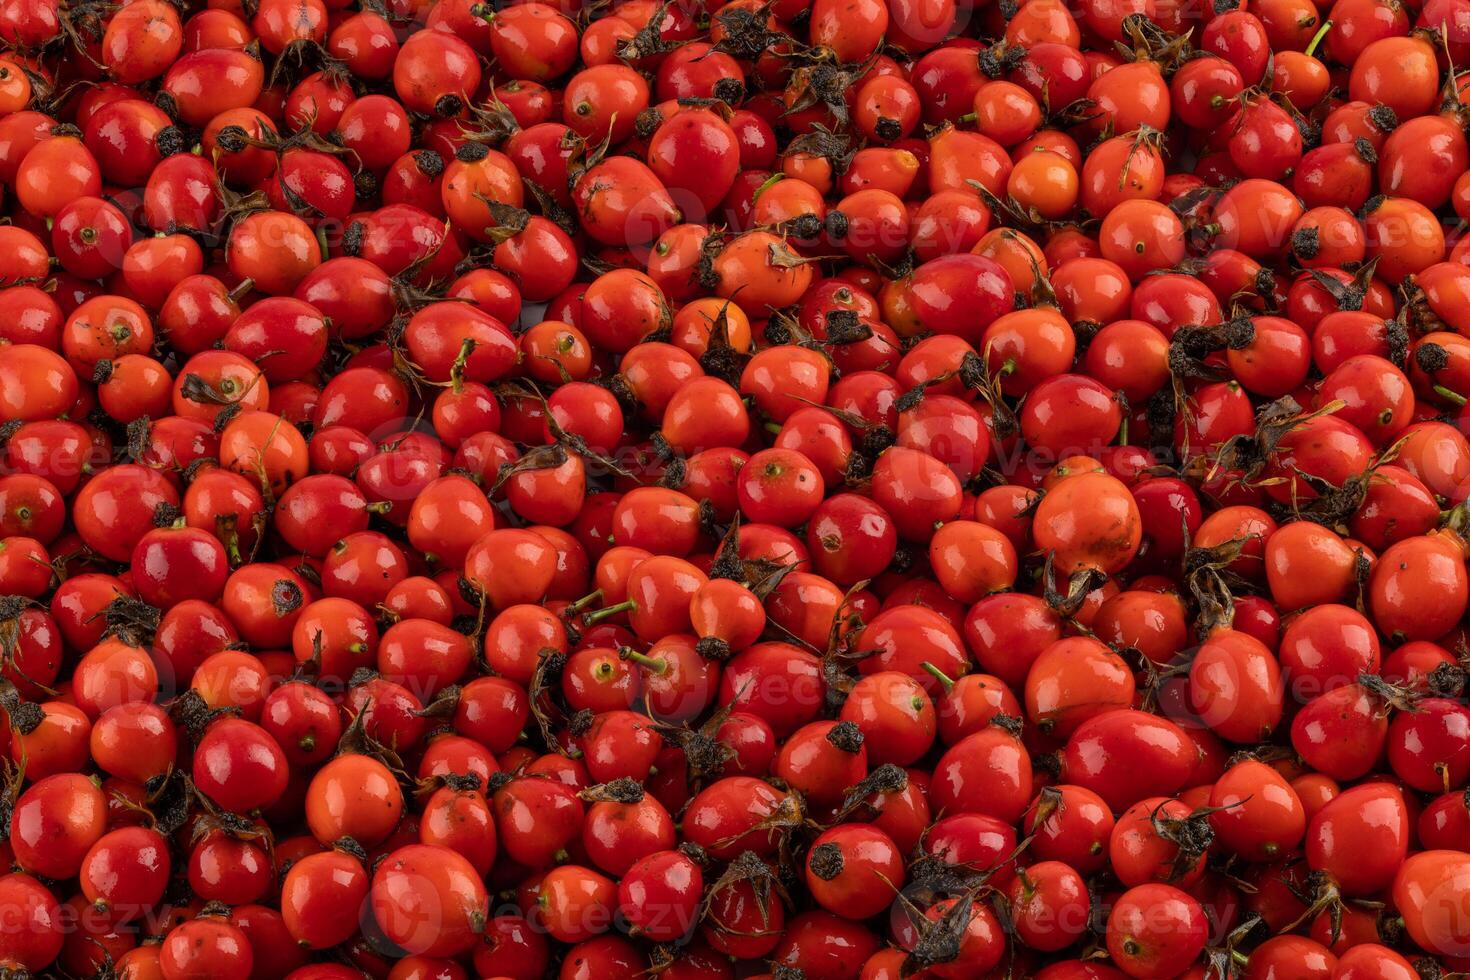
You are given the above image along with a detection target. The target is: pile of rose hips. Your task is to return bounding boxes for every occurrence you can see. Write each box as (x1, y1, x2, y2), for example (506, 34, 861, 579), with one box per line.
(7, 0, 1470, 976)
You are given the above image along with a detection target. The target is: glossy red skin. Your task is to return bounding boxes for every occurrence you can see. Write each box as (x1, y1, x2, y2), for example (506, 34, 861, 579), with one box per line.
(130, 526, 229, 609)
(582, 794, 675, 877)
(370, 845, 489, 958)
(1007, 861, 1089, 952)
(10, 773, 107, 881)
(13, 3, 1470, 977)
(1421, 792, 1470, 851)
(1061, 710, 1197, 811)
(682, 776, 791, 861)
(1187, 628, 1285, 743)
(773, 910, 883, 980)
(473, 916, 549, 980)
(1307, 783, 1411, 896)
(1209, 760, 1307, 861)
(773, 719, 868, 807)
(1278, 604, 1381, 702)
(930, 726, 1033, 823)
(159, 916, 253, 980)
(281, 851, 369, 950)
(1388, 697, 1470, 791)
(1026, 784, 1115, 874)
(856, 604, 969, 693)
(1291, 682, 1391, 781)
(805, 493, 899, 586)
(923, 811, 1018, 882)
(702, 869, 786, 960)
(619, 850, 703, 941)
(1110, 796, 1207, 888)
(192, 718, 289, 814)
(718, 642, 824, 738)
(491, 777, 584, 868)
(1107, 884, 1208, 978)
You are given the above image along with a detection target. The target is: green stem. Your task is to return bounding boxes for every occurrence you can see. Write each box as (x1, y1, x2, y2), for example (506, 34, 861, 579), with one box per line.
(751, 171, 785, 203)
(583, 598, 635, 625)
(623, 650, 668, 674)
(921, 661, 955, 692)
(565, 588, 604, 614)
(1436, 384, 1468, 407)
(448, 337, 477, 394)
(227, 277, 254, 305)
(1304, 19, 1332, 59)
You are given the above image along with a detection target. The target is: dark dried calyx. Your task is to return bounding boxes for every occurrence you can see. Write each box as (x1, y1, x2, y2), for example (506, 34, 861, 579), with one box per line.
(826, 720, 865, 753)
(712, 77, 744, 105)
(1428, 662, 1467, 698)
(656, 455, 687, 490)
(353, 171, 379, 200)
(347, 666, 379, 689)
(695, 635, 732, 662)
(102, 594, 162, 646)
(168, 689, 235, 740)
(1416, 341, 1450, 374)
(579, 777, 645, 803)
(874, 116, 902, 140)
(155, 125, 188, 157)
(1149, 801, 1218, 881)
(1386, 317, 1409, 368)
(990, 712, 1024, 737)
(807, 842, 844, 880)
(271, 578, 304, 616)
(1368, 103, 1398, 133)
(215, 124, 250, 154)
(902, 896, 977, 975)
(1290, 226, 1319, 260)
(331, 837, 368, 861)
(440, 772, 482, 793)
(859, 424, 896, 458)
(456, 140, 491, 162)
(7, 700, 43, 736)
(823, 309, 870, 345)
(634, 107, 663, 141)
